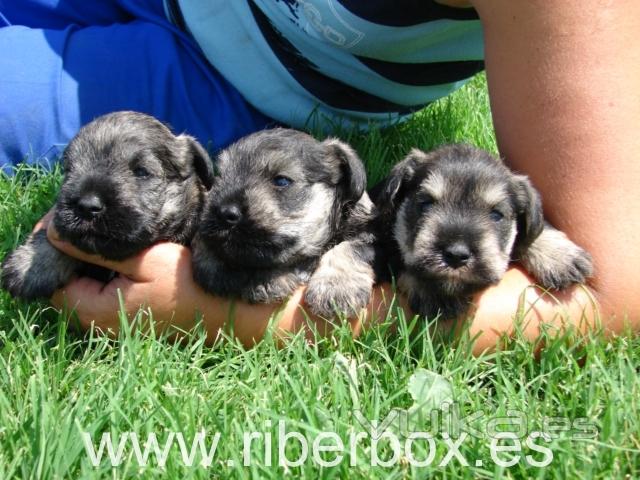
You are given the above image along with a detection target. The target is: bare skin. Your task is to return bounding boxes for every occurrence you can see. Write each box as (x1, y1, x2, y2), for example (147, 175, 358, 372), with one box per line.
(41, 217, 395, 345)
(43, 0, 640, 354)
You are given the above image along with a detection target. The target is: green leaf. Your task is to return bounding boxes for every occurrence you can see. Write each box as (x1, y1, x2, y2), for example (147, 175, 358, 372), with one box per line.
(408, 368, 453, 411)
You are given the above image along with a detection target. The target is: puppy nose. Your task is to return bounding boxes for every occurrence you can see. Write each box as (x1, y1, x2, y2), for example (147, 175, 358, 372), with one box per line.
(443, 241, 471, 268)
(218, 204, 242, 225)
(76, 194, 105, 218)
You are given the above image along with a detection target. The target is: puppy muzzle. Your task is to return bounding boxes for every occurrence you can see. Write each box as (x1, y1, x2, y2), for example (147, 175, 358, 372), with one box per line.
(412, 237, 502, 291)
(54, 180, 149, 259)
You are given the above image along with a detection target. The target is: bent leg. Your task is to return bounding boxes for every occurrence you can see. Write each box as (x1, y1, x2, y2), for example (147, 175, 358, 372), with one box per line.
(0, 0, 134, 28)
(0, 26, 72, 168)
(0, 0, 169, 29)
(0, 21, 272, 169)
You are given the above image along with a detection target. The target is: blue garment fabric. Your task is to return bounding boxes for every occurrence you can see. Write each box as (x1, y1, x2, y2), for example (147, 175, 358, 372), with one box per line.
(0, 0, 274, 171)
(175, 0, 484, 131)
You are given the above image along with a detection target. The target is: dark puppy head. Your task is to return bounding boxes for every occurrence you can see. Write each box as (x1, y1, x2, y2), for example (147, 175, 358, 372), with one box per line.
(378, 144, 543, 295)
(54, 111, 214, 260)
(197, 128, 367, 269)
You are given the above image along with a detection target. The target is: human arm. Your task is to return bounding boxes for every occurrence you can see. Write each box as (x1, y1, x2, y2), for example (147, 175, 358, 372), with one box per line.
(457, 0, 640, 350)
(44, 219, 395, 346)
(46, 0, 640, 353)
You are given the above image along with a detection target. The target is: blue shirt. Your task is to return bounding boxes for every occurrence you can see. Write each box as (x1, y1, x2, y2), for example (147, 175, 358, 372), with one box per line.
(170, 0, 484, 130)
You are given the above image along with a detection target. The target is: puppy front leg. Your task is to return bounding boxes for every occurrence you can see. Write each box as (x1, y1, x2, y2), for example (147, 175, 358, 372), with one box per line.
(304, 239, 375, 318)
(519, 223, 593, 290)
(240, 269, 309, 304)
(1, 230, 81, 300)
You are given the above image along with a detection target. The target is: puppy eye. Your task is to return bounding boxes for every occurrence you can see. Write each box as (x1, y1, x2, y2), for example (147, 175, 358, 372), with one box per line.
(489, 209, 504, 222)
(418, 196, 435, 211)
(133, 166, 151, 178)
(272, 175, 293, 187)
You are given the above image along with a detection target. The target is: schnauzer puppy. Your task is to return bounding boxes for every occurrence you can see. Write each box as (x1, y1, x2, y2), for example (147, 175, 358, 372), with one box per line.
(1, 111, 214, 300)
(372, 144, 593, 319)
(191, 128, 376, 317)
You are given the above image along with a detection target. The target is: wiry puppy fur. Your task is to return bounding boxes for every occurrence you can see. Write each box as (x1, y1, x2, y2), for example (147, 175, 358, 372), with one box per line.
(191, 128, 376, 317)
(1, 111, 214, 300)
(372, 144, 593, 319)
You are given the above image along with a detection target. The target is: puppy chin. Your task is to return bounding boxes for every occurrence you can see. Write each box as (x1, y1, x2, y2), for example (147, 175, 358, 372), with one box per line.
(197, 228, 300, 269)
(53, 210, 150, 260)
(439, 272, 497, 297)
(408, 256, 504, 296)
(58, 228, 149, 260)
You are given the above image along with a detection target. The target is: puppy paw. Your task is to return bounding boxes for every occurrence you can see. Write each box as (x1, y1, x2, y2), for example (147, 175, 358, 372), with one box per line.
(304, 242, 374, 318)
(520, 226, 593, 290)
(1, 230, 79, 300)
(1, 250, 34, 299)
(531, 250, 593, 291)
(242, 277, 301, 304)
(304, 274, 373, 318)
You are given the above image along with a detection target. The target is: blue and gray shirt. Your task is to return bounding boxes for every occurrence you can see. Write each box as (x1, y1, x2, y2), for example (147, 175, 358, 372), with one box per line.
(167, 0, 484, 129)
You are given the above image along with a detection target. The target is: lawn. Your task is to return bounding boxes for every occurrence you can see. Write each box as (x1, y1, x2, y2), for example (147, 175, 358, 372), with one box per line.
(0, 75, 638, 479)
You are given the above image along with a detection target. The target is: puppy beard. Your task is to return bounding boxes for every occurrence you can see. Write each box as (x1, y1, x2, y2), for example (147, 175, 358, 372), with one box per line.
(201, 183, 335, 269)
(198, 221, 299, 269)
(54, 192, 154, 261)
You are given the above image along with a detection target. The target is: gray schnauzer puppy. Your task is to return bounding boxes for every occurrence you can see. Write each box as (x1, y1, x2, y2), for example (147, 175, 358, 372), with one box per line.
(372, 144, 593, 319)
(191, 128, 376, 317)
(1, 111, 214, 300)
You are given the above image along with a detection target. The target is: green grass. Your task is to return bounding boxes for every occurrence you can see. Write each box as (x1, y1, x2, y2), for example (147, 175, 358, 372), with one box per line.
(0, 75, 638, 479)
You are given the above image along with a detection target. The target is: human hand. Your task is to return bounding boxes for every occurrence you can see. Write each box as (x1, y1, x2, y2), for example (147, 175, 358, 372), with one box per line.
(38, 203, 280, 342)
(45, 221, 280, 343)
(35, 212, 592, 355)
(31, 208, 226, 339)
(43, 216, 395, 344)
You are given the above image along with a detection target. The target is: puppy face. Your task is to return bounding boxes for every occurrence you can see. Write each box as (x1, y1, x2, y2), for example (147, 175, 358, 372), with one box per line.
(380, 145, 543, 295)
(197, 128, 366, 269)
(53, 111, 213, 260)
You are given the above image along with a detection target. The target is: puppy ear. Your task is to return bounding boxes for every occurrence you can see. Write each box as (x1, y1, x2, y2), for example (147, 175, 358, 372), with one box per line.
(178, 135, 215, 190)
(376, 148, 429, 208)
(322, 138, 367, 203)
(511, 174, 544, 254)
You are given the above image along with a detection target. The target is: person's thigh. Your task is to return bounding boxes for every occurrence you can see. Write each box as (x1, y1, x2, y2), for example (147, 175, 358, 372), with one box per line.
(0, 0, 132, 28)
(0, 0, 166, 29)
(0, 21, 273, 170)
